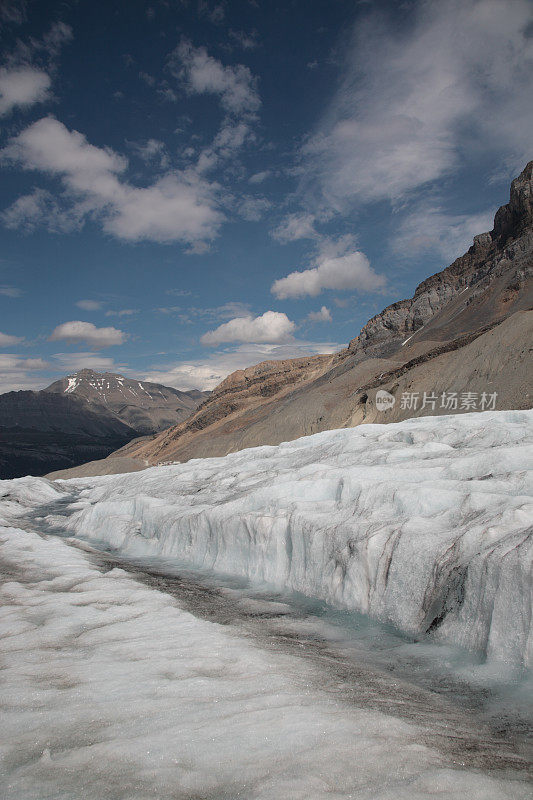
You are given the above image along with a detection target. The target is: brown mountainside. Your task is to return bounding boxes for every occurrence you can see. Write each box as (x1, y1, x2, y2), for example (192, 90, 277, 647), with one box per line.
(48, 163, 533, 479)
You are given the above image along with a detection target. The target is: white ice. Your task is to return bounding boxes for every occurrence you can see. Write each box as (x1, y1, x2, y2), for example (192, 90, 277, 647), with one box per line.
(17, 409, 528, 667)
(1, 525, 530, 800)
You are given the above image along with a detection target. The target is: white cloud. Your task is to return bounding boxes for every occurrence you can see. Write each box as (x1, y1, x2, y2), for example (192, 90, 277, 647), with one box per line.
(1, 117, 223, 245)
(0, 0, 28, 24)
(249, 170, 270, 184)
(0, 353, 50, 393)
(143, 340, 344, 391)
(105, 308, 139, 317)
(194, 120, 255, 174)
(238, 195, 271, 221)
(0, 332, 23, 346)
(51, 352, 122, 373)
(201, 311, 296, 345)
(75, 299, 103, 311)
(129, 138, 169, 167)
(198, 1, 225, 25)
(307, 306, 332, 323)
(272, 237, 385, 299)
(173, 40, 260, 116)
(0, 66, 51, 116)
(299, 0, 533, 212)
(0, 285, 22, 297)
(271, 213, 317, 243)
(49, 321, 126, 348)
(394, 206, 496, 262)
(229, 30, 259, 51)
(1, 187, 84, 233)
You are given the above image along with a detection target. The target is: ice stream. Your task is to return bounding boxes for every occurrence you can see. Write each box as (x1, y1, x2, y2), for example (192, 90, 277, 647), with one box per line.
(1, 410, 532, 798)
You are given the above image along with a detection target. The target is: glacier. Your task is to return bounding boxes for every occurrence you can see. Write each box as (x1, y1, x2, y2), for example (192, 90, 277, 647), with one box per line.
(2, 524, 532, 799)
(2, 409, 531, 667)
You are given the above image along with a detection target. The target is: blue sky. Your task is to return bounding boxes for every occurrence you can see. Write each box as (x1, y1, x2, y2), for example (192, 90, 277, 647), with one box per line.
(0, 0, 531, 392)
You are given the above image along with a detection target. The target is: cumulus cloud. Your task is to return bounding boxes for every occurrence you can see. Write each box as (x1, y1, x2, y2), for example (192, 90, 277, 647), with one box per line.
(272, 237, 385, 299)
(394, 206, 496, 262)
(0, 66, 51, 115)
(307, 306, 332, 323)
(0, 332, 23, 346)
(299, 0, 533, 212)
(49, 321, 126, 348)
(201, 311, 296, 345)
(172, 40, 260, 116)
(143, 340, 344, 391)
(1, 117, 223, 245)
(75, 299, 103, 311)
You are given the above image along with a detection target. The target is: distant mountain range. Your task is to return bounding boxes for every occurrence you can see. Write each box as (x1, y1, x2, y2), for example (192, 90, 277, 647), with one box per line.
(0, 371, 209, 479)
(44, 369, 208, 434)
(54, 160, 531, 478)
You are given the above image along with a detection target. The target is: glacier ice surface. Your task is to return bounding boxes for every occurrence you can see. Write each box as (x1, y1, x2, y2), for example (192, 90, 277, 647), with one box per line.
(1, 410, 532, 666)
(1, 525, 531, 800)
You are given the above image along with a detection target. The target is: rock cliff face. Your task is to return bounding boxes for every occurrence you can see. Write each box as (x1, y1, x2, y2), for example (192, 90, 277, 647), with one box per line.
(51, 163, 533, 478)
(348, 161, 533, 358)
(142, 355, 333, 463)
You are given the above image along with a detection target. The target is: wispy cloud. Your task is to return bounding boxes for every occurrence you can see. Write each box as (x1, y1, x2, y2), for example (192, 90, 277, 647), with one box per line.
(105, 308, 139, 317)
(393, 206, 496, 261)
(172, 39, 260, 116)
(0, 285, 22, 297)
(298, 0, 533, 213)
(0, 353, 50, 393)
(75, 299, 103, 311)
(143, 340, 343, 391)
(51, 352, 123, 373)
(0, 332, 24, 346)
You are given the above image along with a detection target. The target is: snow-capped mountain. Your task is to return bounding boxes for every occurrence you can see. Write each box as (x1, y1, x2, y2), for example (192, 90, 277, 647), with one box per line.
(45, 369, 209, 435)
(0, 370, 209, 479)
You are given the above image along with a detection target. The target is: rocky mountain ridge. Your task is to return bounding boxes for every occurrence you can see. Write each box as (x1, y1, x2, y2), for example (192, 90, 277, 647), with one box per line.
(347, 161, 532, 359)
(1, 370, 208, 478)
(45, 369, 209, 434)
